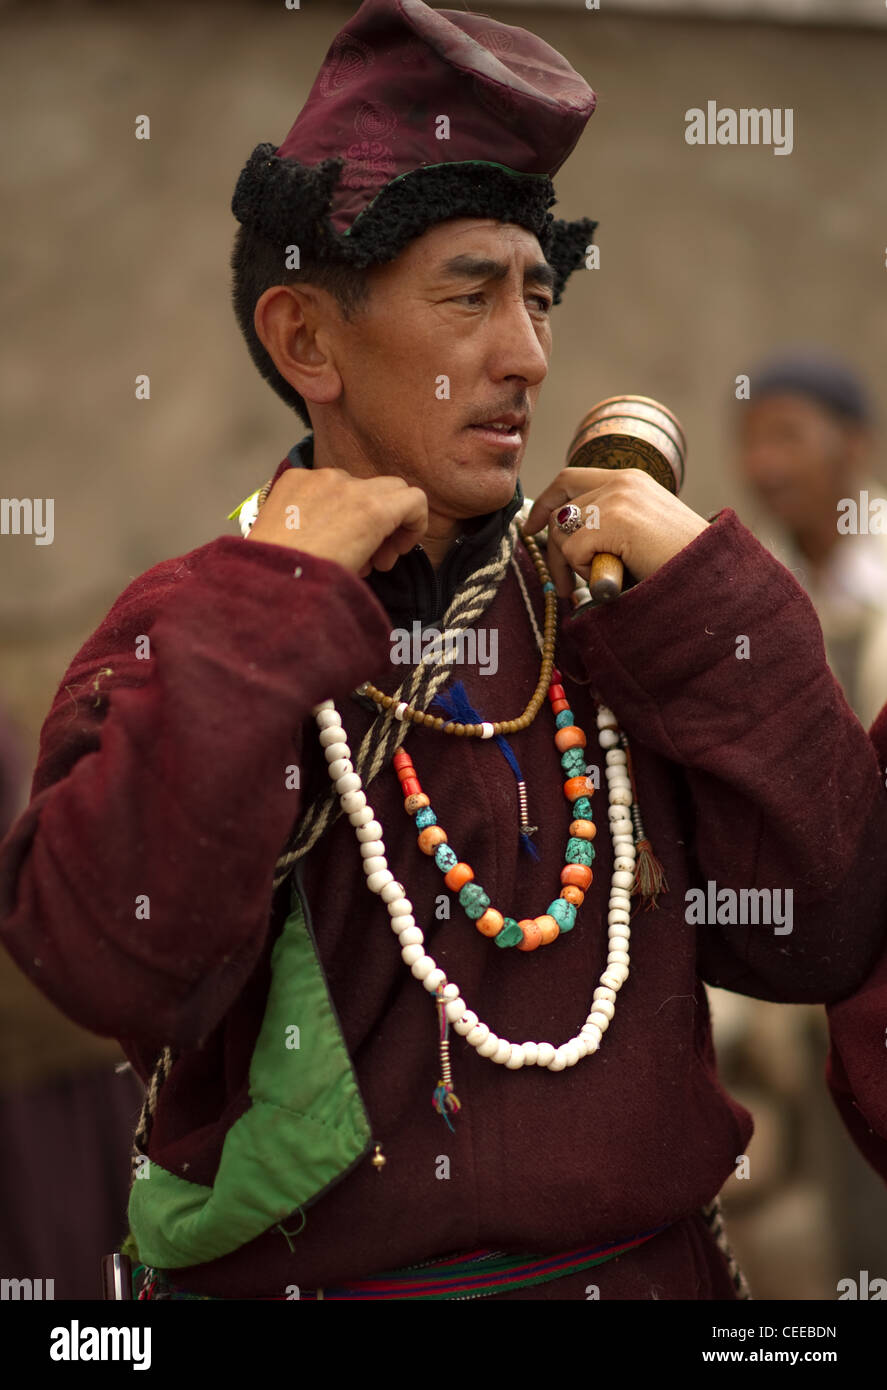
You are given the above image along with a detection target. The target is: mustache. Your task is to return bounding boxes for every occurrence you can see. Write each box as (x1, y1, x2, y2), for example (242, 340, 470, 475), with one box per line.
(464, 398, 531, 427)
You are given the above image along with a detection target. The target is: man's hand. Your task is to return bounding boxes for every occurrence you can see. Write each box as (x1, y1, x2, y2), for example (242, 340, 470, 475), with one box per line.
(524, 467, 710, 598)
(246, 468, 429, 579)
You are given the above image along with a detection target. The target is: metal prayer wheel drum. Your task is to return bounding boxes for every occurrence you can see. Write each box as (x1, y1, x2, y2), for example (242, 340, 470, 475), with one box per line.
(565, 395, 687, 601)
(567, 395, 686, 491)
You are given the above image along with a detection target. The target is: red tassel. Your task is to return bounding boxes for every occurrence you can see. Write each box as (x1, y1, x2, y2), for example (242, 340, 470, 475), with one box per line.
(633, 839, 669, 909)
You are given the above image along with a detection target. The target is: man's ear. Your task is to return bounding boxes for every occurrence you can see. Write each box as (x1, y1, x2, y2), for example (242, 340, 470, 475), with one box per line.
(254, 284, 343, 407)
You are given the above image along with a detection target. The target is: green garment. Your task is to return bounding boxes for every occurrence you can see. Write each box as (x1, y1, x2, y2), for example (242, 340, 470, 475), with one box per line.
(125, 869, 373, 1269)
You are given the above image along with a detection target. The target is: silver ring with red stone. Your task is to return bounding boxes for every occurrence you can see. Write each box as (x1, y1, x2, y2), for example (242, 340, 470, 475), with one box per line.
(555, 503, 583, 535)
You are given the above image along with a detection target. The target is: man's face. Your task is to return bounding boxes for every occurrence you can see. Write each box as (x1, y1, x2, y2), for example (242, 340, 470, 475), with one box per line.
(324, 218, 554, 520)
(736, 393, 855, 531)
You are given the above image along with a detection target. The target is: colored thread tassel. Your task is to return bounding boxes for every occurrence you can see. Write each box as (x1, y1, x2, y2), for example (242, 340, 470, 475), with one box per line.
(431, 680, 540, 861)
(620, 732, 668, 909)
(432, 1083, 461, 1131)
(633, 838, 669, 907)
(432, 990, 462, 1130)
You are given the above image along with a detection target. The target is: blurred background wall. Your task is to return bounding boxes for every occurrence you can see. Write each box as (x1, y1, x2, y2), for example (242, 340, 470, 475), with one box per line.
(3, 0, 886, 760)
(1, 0, 886, 1299)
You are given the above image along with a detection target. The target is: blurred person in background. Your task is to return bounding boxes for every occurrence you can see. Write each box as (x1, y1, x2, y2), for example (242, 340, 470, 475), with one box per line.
(0, 702, 143, 1299)
(736, 351, 887, 731)
(717, 352, 887, 1294)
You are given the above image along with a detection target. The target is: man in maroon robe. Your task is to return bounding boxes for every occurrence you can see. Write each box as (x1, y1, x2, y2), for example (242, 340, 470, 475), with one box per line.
(2, 0, 887, 1300)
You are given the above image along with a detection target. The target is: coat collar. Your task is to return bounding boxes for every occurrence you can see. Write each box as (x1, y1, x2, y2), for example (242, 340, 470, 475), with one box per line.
(273, 433, 524, 628)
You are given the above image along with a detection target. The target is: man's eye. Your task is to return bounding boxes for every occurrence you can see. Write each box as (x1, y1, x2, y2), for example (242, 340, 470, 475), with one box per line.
(451, 291, 551, 311)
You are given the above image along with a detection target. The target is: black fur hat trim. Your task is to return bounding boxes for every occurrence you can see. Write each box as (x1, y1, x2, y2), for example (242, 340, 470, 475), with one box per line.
(232, 144, 596, 303)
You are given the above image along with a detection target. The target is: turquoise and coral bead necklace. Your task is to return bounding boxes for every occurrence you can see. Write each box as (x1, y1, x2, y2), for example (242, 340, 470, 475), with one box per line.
(312, 693, 637, 1113)
(390, 666, 597, 952)
(363, 528, 600, 952)
(310, 534, 651, 1123)
(234, 485, 666, 1124)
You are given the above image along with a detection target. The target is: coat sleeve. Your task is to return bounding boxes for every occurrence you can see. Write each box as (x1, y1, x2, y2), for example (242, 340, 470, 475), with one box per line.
(824, 702, 887, 1182)
(0, 535, 392, 1053)
(560, 507, 887, 1004)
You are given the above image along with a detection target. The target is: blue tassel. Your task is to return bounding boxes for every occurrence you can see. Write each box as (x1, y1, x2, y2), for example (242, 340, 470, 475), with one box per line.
(518, 829, 541, 861)
(432, 1083, 458, 1132)
(431, 680, 540, 861)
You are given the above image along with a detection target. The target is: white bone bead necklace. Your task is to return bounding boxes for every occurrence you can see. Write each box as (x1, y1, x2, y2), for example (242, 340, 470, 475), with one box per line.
(312, 698, 635, 1072)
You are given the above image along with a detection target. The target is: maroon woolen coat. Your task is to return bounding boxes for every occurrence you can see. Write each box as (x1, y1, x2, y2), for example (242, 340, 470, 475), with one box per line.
(2, 458, 886, 1300)
(826, 701, 887, 1188)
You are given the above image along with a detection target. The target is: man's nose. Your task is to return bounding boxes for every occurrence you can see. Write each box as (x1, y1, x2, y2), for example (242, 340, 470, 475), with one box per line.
(488, 299, 549, 386)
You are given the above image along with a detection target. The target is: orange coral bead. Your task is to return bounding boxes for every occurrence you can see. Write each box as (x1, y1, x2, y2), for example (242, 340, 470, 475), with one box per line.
(516, 918, 543, 951)
(551, 698, 570, 715)
(405, 793, 430, 813)
(536, 914, 561, 946)
(554, 726, 587, 753)
(564, 776, 592, 802)
(444, 862, 474, 892)
(417, 826, 447, 854)
(561, 864, 593, 890)
(561, 885, 585, 906)
(569, 819, 596, 840)
(476, 908, 504, 938)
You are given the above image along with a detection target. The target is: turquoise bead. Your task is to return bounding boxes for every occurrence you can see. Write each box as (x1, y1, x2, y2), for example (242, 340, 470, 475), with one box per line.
(560, 747, 586, 776)
(414, 807, 437, 829)
(547, 898, 577, 931)
(459, 883, 490, 920)
(494, 917, 524, 948)
(566, 837, 594, 866)
(573, 795, 594, 818)
(434, 844, 457, 872)
(555, 709, 574, 729)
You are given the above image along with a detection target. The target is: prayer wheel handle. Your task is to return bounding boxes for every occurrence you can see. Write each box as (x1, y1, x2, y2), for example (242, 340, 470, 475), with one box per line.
(566, 396, 687, 602)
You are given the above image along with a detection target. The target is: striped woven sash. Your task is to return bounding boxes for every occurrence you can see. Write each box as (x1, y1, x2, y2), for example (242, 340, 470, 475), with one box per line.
(134, 1225, 669, 1301)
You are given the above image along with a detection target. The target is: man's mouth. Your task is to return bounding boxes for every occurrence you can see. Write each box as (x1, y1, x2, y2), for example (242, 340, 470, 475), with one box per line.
(466, 413, 526, 447)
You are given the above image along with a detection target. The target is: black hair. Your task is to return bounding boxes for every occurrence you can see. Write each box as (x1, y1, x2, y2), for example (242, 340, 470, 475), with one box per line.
(750, 351, 874, 429)
(230, 221, 373, 427)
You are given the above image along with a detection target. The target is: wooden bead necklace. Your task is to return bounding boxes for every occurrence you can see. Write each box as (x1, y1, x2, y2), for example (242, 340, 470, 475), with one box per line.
(363, 526, 600, 952)
(321, 528, 640, 1116)
(357, 529, 557, 738)
(235, 478, 667, 1125)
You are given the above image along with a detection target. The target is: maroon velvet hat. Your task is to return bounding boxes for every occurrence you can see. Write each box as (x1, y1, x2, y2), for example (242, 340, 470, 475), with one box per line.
(232, 0, 598, 304)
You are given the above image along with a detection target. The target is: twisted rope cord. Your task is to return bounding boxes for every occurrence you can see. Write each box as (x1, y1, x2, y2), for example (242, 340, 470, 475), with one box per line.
(131, 1042, 175, 1179)
(269, 515, 525, 890)
(130, 511, 527, 1173)
(701, 1195, 753, 1299)
(510, 547, 545, 651)
(129, 506, 750, 1301)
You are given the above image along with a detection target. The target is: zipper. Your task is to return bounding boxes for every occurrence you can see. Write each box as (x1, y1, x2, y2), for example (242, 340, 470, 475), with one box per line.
(430, 535, 464, 624)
